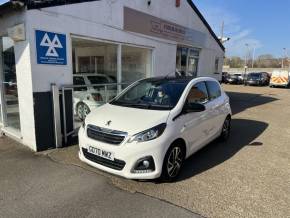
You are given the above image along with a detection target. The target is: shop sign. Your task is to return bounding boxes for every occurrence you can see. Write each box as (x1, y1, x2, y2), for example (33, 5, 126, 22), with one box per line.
(124, 7, 206, 46)
(35, 30, 67, 65)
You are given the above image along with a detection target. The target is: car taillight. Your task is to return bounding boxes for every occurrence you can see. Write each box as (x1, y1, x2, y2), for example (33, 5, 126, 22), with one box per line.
(91, 93, 103, 102)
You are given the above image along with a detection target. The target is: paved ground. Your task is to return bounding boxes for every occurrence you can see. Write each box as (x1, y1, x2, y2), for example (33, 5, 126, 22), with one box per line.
(0, 138, 200, 218)
(47, 85, 290, 218)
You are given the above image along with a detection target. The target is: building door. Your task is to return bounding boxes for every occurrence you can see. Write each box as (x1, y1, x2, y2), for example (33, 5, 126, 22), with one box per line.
(0, 36, 21, 130)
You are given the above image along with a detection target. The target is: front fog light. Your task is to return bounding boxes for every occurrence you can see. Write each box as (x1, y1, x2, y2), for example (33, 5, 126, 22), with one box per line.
(132, 156, 155, 174)
(143, 160, 150, 168)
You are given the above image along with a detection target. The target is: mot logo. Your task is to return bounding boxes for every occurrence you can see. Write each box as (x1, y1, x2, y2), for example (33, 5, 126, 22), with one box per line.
(35, 30, 67, 65)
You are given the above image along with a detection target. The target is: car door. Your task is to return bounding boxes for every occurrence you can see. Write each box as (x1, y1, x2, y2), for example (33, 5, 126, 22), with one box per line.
(180, 81, 213, 155)
(205, 81, 224, 137)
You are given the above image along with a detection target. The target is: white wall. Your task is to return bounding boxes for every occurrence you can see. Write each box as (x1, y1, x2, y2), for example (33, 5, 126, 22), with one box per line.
(0, 10, 26, 36)
(26, 0, 224, 93)
(14, 39, 36, 150)
(0, 10, 36, 150)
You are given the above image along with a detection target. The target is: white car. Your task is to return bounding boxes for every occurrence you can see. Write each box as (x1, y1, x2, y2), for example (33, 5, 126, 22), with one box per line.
(73, 74, 117, 120)
(78, 76, 232, 181)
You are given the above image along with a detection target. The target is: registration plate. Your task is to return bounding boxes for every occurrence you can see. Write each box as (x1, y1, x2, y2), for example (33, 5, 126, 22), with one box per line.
(87, 146, 114, 161)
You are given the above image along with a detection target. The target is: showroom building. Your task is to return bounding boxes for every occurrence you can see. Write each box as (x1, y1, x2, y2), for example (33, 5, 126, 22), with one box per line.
(0, 0, 225, 151)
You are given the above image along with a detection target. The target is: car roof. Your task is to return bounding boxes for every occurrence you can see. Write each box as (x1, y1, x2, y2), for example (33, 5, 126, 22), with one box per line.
(143, 76, 195, 84)
(142, 76, 218, 85)
(73, 73, 108, 77)
(248, 72, 261, 74)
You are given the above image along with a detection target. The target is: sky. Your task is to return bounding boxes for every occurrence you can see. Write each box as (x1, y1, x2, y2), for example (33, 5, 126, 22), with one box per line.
(1, 0, 289, 58)
(194, 0, 290, 58)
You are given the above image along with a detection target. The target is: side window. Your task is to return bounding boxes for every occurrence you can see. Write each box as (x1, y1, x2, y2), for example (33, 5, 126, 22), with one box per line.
(206, 81, 221, 100)
(73, 76, 87, 91)
(186, 82, 209, 104)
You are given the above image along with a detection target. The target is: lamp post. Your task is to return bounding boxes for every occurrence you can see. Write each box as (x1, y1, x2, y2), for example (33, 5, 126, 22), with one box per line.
(244, 43, 250, 76)
(252, 45, 256, 69)
(282, 48, 286, 69)
(283, 48, 288, 69)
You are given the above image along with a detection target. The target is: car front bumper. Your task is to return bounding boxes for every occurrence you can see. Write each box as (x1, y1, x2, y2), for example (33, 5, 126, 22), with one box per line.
(246, 80, 261, 85)
(78, 126, 165, 180)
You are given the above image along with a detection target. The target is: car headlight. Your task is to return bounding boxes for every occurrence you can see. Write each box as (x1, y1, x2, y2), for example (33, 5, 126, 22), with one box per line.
(128, 123, 166, 143)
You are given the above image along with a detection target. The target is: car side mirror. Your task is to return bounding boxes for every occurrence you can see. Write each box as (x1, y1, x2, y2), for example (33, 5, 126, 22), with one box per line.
(183, 102, 206, 113)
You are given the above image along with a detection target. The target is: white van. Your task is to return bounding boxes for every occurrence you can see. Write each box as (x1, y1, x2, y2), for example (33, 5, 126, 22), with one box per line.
(270, 70, 290, 88)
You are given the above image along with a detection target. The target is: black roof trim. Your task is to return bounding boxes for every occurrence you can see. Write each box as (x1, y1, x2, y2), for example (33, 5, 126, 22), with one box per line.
(186, 0, 225, 52)
(144, 76, 193, 84)
(22, 0, 98, 10)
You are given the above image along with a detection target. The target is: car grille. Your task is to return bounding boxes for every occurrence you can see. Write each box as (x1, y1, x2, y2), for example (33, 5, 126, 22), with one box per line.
(86, 125, 127, 145)
(82, 148, 126, 170)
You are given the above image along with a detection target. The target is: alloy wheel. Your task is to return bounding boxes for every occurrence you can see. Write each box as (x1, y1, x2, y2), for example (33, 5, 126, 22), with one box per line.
(77, 103, 90, 120)
(222, 118, 230, 139)
(167, 147, 183, 178)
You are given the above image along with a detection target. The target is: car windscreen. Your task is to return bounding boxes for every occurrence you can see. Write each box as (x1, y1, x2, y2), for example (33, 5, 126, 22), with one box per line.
(110, 79, 188, 110)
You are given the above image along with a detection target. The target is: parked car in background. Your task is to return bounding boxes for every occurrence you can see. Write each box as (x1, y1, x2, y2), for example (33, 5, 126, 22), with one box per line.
(78, 76, 232, 181)
(73, 74, 117, 120)
(225, 73, 244, 84)
(270, 70, 290, 88)
(245, 72, 270, 86)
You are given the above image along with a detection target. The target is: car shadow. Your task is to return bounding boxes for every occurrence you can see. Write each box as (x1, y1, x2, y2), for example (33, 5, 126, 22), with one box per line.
(226, 91, 278, 115)
(176, 118, 268, 182)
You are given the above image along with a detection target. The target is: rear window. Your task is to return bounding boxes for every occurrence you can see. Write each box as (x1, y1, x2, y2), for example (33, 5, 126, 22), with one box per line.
(206, 81, 221, 100)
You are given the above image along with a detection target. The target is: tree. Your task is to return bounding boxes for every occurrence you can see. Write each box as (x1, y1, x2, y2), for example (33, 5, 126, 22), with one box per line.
(224, 56, 244, 68)
(225, 54, 283, 68)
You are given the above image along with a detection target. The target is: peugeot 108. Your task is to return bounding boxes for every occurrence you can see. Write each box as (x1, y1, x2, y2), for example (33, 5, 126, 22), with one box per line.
(78, 77, 232, 181)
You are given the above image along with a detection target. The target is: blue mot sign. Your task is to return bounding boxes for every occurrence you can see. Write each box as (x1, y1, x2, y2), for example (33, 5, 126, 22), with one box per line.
(35, 30, 67, 65)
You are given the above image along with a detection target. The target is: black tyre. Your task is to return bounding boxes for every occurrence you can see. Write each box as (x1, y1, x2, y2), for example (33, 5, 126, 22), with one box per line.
(219, 116, 231, 141)
(160, 143, 185, 182)
(76, 102, 91, 121)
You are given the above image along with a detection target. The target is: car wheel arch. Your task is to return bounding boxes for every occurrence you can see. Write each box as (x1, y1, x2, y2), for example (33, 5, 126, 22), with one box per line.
(76, 101, 84, 110)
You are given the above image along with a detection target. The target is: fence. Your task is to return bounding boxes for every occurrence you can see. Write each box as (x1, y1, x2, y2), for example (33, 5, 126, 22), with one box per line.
(52, 82, 130, 147)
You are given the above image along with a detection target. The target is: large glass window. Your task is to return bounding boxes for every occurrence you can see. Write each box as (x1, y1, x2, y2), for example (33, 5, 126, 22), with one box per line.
(176, 46, 200, 77)
(71, 38, 153, 124)
(121, 45, 152, 84)
(72, 39, 117, 80)
(0, 37, 20, 130)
